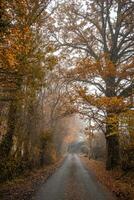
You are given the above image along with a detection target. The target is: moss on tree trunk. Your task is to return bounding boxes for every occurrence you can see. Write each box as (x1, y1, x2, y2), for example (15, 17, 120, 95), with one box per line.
(0, 100, 17, 159)
(106, 134, 120, 170)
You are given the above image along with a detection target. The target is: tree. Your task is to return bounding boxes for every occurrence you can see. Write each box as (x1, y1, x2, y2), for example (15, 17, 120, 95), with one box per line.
(38, 65, 77, 155)
(0, 0, 53, 159)
(0, 0, 61, 181)
(52, 0, 134, 169)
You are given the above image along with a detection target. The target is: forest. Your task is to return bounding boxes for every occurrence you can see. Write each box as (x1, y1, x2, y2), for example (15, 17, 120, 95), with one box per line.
(0, 0, 134, 200)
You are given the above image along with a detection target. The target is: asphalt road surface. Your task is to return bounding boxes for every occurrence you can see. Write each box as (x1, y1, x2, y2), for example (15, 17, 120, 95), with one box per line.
(34, 154, 114, 200)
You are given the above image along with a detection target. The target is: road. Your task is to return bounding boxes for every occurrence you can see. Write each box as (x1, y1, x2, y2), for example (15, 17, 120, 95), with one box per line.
(34, 154, 114, 200)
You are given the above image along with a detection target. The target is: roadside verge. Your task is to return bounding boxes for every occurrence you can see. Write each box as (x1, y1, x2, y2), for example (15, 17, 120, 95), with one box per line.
(0, 158, 64, 200)
(81, 157, 134, 200)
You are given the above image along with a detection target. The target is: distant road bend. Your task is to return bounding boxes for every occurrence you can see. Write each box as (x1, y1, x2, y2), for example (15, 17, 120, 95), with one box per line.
(34, 154, 114, 200)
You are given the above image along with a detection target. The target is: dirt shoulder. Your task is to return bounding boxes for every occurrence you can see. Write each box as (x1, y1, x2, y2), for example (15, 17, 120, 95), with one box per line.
(0, 159, 64, 200)
(81, 157, 134, 200)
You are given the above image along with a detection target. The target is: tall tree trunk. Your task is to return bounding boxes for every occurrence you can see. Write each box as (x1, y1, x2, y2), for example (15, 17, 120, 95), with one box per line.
(105, 77, 120, 170)
(105, 110, 120, 170)
(0, 100, 17, 159)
